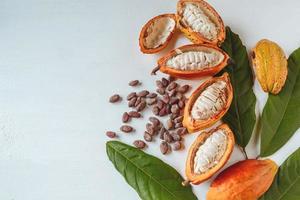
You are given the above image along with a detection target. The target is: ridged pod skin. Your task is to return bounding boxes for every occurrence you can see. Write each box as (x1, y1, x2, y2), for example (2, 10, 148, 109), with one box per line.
(157, 44, 230, 79)
(176, 0, 225, 45)
(184, 124, 234, 185)
(207, 159, 278, 200)
(183, 73, 233, 132)
(139, 14, 177, 54)
(252, 39, 288, 94)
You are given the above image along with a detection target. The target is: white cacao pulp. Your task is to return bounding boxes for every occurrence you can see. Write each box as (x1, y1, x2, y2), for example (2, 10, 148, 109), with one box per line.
(166, 50, 224, 70)
(182, 3, 218, 41)
(193, 129, 227, 174)
(191, 81, 227, 120)
(144, 17, 176, 49)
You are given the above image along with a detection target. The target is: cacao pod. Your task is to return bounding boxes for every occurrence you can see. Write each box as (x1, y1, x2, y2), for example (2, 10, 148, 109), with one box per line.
(176, 0, 225, 45)
(252, 39, 288, 94)
(184, 123, 234, 185)
(207, 159, 278, 200)
(157, 44, 230, 79)
(139, 14, 176, 54)
(183, 73, 233, 132)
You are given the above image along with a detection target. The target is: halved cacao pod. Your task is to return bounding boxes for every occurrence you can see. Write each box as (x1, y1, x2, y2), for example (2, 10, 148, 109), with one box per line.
(207, 159, 278, 200)
(139, 14, 177, 54)
(183, 73, 233, 132)
(252, 39, 288, 94)
(184, 123, 234, 185)
(176, 0, 225, 45)
(156, 44, 230, 79)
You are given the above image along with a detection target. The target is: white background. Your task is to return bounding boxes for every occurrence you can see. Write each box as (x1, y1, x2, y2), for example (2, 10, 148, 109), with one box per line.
(0, 0, 300, 199)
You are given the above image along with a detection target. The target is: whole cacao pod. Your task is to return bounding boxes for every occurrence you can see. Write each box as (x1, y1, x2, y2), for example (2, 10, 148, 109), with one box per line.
(206, 159, 278, 200)
(252, 39, 288, 94)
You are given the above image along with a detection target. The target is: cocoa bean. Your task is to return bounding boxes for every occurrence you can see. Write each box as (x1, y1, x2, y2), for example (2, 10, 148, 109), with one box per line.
(120, 125, 134, 133)
(146, 93, 157, 98)
(109, 94, 121, 103)
(133, 140, 146, 149)
(136, 101, 146, 112)
(137, 90, 149, 97)
(146, 98, 157, 105)
(156, 88, 165, 95)
(129, 80, 140, 86)
(128, 97, 137, 107)
(160, 141, 170, 155)
(122, 112, 130, 123)
(144, 132, 152, 142)
(127, 92, 137, 100)
(161, 77, 169, 87)
(106, 131, 117, 138)
(173, 141, 182, 151)
(167, 82, 177, 91)
(128, 111, 141, 118)
(177, 85, 190, 93)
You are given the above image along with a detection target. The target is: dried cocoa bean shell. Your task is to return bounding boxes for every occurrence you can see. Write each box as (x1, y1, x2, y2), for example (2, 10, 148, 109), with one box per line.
(185, 124, 235, 185)
(252, 39, 288, 94)
(207, 159, 278, 200)
(157, 44, 230, 79)
(183, 73, 233, 132)
(176, 0, 225, 45)
(139, 14, 177, 54)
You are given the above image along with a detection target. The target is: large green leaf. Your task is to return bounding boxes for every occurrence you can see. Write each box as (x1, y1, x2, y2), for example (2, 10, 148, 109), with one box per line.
(106, 141, 197, 200)
(218, 27, 256, 148)
(260, 148, 300, 200)
(260, 48, 300, 157)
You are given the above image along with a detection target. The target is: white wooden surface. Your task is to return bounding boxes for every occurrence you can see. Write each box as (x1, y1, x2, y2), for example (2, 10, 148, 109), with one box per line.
(0, 0, 299, 199)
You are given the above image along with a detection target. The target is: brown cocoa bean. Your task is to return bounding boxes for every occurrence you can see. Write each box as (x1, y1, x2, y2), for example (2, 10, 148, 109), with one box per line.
(127, 92, 137, 100)
(149, 117, 160, 127)
(167, 82, 177, 91)
(129, 80, 140, 86)
(122, 112, 130, 123)
(109, 94, 121, 103)
(171, 133, 181, 141)
(164, 132, 173, 143)
(128, 97, 137, 107)
(162, 94, 170, 104)
(137, 90, 149, 97)
(160, 141, 170, 155)
(177, 85, 190, 93)
(169, 97, 179, 105)
(106, 131, 117, 138)
(120, 125, 134, 133)
(173, 141, 182, 151)
(128, 111, 141, 118)
(146, 93, 157, 98)
(133, 140, 146, 149)
(144, 132, 152, 142)
(161, 77, 169, 87)
(156, 99, 164, 109)
(167, 119, 174, 130)
(176, 127, 187, 135)
(136, 101, 146, 112)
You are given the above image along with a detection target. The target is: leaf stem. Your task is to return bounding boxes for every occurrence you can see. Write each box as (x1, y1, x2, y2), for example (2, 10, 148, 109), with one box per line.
(239, 146, 248, 160)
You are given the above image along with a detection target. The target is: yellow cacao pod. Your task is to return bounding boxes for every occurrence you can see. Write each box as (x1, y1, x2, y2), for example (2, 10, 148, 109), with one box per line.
(252, 39, 288, 94)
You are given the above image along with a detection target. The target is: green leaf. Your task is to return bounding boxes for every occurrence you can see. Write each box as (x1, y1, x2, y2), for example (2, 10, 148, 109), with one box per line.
(218, 27, 256, 148)
(260, 48, 300, 157)
(106, 141, 197, 200)
(260, 148, 300, 200)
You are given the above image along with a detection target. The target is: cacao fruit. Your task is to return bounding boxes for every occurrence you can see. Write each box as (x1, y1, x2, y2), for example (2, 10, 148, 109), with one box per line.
(252, 39, 288, 94)
(157, 44, 230, 79)
(184, 123, 234, 185)
(183, 73, 233, 132)
(139, 14, 176, 54)
(207, 159, 278, 200)
(176, 0, 225, 45)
